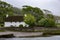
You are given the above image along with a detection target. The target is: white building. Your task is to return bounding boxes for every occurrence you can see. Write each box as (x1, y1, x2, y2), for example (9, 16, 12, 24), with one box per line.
(4, 16, 29, 27)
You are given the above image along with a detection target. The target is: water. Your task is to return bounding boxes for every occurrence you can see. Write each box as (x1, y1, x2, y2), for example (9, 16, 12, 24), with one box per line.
(0, 36, 60, 40)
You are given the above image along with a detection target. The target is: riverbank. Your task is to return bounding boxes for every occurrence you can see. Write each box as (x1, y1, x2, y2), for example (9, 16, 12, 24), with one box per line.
(0, 30, 60, 38)
(0, 27, 60, 38)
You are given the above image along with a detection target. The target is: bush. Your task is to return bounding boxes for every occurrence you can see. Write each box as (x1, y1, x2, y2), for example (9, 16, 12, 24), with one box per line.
(24, 14, 36, 27)
(38, 18, 56, 27)
(19, 24, 23, 28)
(0, 24, 4, 27)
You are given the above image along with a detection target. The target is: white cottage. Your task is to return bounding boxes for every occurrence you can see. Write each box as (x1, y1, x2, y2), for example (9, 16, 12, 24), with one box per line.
(4, 16, 29, 27)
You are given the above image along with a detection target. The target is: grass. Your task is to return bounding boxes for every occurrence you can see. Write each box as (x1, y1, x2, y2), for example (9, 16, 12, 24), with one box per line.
(0, 30, 5, 32)
(56, 23, 60, 27)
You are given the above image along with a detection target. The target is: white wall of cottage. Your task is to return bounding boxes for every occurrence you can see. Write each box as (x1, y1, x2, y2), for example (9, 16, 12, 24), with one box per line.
(4, 22, 29, 27)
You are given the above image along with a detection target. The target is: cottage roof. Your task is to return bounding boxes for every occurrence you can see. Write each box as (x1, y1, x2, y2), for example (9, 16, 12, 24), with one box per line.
(5, 16, 23, 22)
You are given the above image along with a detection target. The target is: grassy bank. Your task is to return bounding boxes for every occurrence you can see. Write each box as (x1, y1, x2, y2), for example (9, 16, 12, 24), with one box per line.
(43, 30, 60, 36)
(0, 30, 5, 32)
(0, 27, 60, 37)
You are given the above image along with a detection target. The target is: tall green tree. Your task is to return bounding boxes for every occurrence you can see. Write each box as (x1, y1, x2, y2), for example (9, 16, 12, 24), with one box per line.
(43, 9, 54, 19)
(0, 1, 13, 22)
(22, 5, 44, 21)
(13, 7, 23, 16)
(46, 14, 54, 19)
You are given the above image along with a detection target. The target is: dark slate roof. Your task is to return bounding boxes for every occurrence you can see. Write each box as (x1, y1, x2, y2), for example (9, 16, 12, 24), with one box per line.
(5, 16, 23, 22)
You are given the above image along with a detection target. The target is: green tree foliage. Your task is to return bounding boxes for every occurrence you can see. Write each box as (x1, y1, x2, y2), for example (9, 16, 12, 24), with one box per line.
(19, 24, 23, 28)
(43, 9, 54, 19)
(13, 7, 23, 16)
(0, 1, 13, 22)
(24, 14, 36, 26)
(46, 14, 54, 19)
(38, 18, 56, 27)
(22, 5, 44, 21)
(0, 1, 13, 16)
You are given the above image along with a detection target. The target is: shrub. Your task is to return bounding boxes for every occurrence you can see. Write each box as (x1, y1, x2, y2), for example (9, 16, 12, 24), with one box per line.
(38, 18, 56, 27)
(24, 14, 36, 27)
(19, 24, 23, 28)
(0, 24, 4, 27)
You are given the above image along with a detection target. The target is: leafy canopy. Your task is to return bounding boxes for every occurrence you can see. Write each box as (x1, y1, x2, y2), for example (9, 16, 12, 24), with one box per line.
(0, 1, 14, 22)
(22, 5, 44, 21)
(24, 14, 36, 26)
(38, 18, 56, 27)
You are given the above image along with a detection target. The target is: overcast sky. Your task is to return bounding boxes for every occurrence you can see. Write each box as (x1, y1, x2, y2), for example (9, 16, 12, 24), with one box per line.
(2, 0, 60, 16)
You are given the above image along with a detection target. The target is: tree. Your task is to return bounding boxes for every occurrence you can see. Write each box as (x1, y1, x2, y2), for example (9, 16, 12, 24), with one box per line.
(0, 1, 13, 22)
(22, 5, 44, 21)
(43, 9, 54, 19)
(38, 18, 56, 27)
(13, 7, 23, 16)
(24, 14, 36, 27)
(46, 14, 54, 19)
